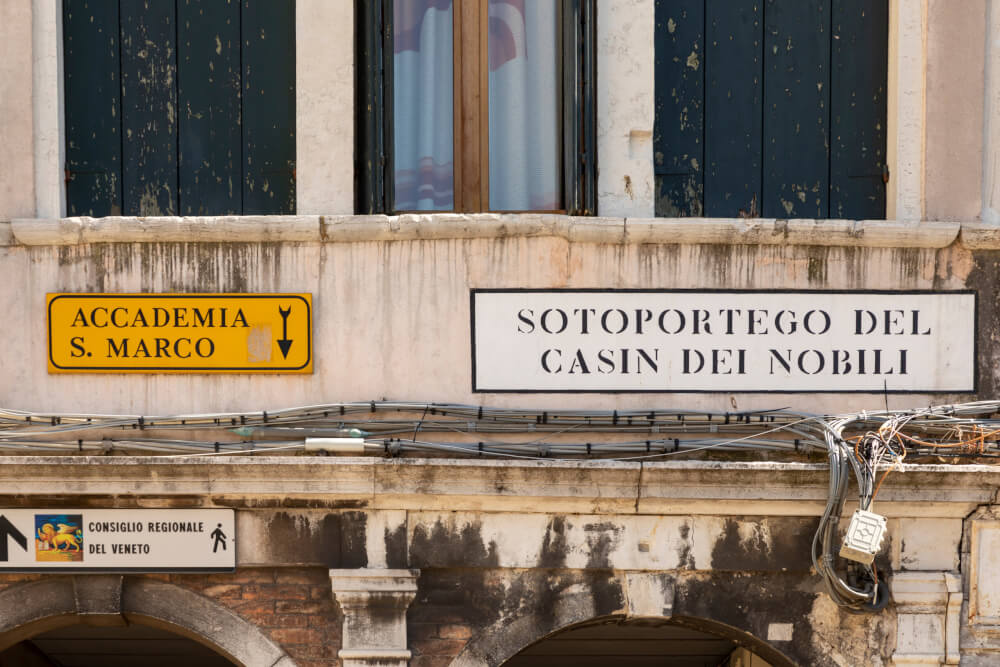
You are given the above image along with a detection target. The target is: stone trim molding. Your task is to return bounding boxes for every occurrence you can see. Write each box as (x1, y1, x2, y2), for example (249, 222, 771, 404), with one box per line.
(890, 571, 962, 666)
(329, 569, 419, 667)
(0, 576, 294, 666)
(2, 215, 986, 249)
(960, 505, 1000, 659)
(0, 458, 996, 519)
(966, 515, 1000, 630)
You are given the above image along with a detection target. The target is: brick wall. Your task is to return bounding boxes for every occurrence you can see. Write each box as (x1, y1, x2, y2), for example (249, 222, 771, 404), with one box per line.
(408, 571, 480, 667)
(157, 567, 342, 667)
(0, 568, 343, 667)
(409, 617, 474, 667)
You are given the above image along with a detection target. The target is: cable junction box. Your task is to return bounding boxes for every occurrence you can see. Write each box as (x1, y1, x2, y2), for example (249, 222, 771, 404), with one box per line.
(840, 509, 888, 565)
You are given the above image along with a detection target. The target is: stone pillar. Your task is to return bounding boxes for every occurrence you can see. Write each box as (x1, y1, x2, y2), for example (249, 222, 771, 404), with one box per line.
(32, 0, 65, 219)
(890, 571, 962, 666)
(0, 0, 35, 219)
(887, 0, 926, 221)
(329, 569, 420, 667)
(596, 0, 655, 218)
(295, 0, 354, 214)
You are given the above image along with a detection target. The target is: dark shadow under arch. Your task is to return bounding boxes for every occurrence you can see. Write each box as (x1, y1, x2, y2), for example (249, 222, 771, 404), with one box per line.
(500, 615, 797, 667)
(5, 622, 238, 666)
(453, 611, 798, 667)
(0, 575, 294, 667)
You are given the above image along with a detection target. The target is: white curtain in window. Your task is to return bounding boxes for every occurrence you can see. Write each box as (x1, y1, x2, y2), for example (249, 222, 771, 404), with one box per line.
(489, 0, 561, 211)
(394, 0, 454, 211)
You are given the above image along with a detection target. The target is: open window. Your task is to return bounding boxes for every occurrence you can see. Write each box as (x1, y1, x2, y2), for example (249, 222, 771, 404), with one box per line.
(357, 0, 597, 215)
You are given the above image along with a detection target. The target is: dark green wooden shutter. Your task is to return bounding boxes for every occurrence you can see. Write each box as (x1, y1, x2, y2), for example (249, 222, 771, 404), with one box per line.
(763, 0, 830, 219)
(242, 0, 296, 214)
(654, 0, 887, 220)
(64, 0, 295, 216)
(830, 0, 889, 220)
(705, 1, 761, 218)
(120, 0, 179, 216)
(64, 0, 123, 216)
(653, 0, 704, 217)
(178, 0, 242, 215)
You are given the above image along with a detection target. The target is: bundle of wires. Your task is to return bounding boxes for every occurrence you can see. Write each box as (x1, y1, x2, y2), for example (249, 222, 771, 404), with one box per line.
(812, 403, 1000, 612)
(2, 399, 1000, 613)
(811, 414, 905, 612)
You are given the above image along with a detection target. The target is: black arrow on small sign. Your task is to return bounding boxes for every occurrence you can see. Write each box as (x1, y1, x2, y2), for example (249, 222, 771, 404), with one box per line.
(0, 515, 27, 562)
(277, 306, 293, 359)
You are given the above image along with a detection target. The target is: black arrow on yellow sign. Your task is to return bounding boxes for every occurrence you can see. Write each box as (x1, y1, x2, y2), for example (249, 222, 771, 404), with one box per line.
(277, 307, 293, 359)
(0, 515, 27, 561)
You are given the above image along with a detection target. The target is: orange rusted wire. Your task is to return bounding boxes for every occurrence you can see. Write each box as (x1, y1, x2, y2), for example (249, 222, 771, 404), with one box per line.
(895, 427, 1000, 449)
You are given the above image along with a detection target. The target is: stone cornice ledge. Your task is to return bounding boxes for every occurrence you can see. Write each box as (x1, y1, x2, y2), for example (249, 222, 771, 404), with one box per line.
(323, 215, 962, 248)
(1, 215, 968, 249)
(0, 458, 995, 516)
(959, 224, 1000, 249)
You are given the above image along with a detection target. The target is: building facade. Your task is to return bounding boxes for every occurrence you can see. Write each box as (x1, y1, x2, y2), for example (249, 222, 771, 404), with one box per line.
(1, 1, 1000, 665)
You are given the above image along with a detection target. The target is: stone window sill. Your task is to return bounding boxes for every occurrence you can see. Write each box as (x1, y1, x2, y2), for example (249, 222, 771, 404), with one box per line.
(3, 215, 999, 249)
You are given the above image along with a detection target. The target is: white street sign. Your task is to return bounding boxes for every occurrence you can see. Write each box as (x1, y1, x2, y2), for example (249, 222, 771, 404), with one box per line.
(0, 509, 235, 572)
(471, 289, 977, 393)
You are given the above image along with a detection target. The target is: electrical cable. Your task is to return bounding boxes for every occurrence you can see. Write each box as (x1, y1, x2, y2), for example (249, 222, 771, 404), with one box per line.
(1, 399, 999, 614)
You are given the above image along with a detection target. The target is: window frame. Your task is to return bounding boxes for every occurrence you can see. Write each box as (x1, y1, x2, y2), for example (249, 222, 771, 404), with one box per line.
(355, 0, 597, 216)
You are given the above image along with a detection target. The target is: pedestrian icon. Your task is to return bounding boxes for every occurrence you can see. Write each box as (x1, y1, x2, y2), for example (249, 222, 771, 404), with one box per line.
(211, 524, 227, 553)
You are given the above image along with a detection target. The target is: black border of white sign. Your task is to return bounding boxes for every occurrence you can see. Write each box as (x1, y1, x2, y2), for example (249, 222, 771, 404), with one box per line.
(470, 289, 977, 393)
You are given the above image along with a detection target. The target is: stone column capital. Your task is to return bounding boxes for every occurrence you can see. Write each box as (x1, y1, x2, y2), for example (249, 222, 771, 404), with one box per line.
(329, 568, 419, 595)
(329, 569, 420, 667)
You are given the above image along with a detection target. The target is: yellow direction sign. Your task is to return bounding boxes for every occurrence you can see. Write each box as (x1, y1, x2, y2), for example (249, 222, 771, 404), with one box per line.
(47, 293, 312, 373)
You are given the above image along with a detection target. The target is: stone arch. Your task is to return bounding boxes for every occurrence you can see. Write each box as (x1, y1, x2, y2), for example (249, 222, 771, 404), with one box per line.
(448, 570, 661, 667)
(449, 571, 798, 667)
(453, 613, 796, 667)
(665, 615, 798, 667)
(0, 575, 295, 667)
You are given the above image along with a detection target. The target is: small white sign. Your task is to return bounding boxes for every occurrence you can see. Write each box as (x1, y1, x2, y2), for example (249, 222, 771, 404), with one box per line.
(0, 509, 235, 571)
(471, 290, 976, 393)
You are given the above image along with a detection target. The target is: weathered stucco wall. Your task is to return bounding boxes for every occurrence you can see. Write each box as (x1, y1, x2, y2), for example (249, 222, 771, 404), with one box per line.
(0, 216, 990, 416)
(924, 0, 987, 222)
(0, 0, 36, 219)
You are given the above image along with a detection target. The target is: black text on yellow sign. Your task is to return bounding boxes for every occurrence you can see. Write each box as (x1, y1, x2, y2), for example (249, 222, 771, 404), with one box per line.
(47, 294, 312, 373)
